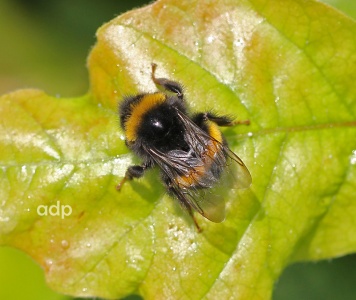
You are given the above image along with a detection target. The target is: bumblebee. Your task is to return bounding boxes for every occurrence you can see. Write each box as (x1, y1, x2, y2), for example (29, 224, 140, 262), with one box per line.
(117, 63, 251, 231)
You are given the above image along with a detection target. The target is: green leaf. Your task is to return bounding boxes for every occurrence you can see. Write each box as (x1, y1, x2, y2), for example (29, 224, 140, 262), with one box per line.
(1, 0, 356, 299)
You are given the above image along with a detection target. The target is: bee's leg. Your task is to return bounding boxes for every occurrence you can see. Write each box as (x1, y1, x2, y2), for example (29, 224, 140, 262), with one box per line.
(187, 207, 203, 233)
(151, 63, 184, 99)
(194, 112, 250, 127)
(116, 164, 149, 191)
(167, 185, 202, 232)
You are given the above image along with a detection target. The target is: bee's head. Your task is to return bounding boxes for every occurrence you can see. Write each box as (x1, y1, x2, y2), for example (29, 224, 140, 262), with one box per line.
(120, 92, 187, 150)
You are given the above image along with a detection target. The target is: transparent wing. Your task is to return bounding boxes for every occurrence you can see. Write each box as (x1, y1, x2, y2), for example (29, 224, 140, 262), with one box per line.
(223, 147, 252, 189)
(175, 109, 252, 189)
(178, 147, 251, 222)
(145, 110, 251, 223)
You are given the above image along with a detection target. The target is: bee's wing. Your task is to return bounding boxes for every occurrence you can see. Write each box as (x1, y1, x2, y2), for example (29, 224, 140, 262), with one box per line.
(145, 111, 251, 223)
(145, 145, 225, 222)
(175, 109, 252, 190)
(173, 182, 227, 223)
(223, 147, 252, 189)
(179, 149, 251, 222)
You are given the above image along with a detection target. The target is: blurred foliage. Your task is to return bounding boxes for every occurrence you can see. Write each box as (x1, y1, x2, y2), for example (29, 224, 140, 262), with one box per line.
(0, 247, 71, 300)
(0, 0, 355, 299)
(275, 255, 356, 300)
(321, 0, 356, 19)
(0, 0, 149, 96)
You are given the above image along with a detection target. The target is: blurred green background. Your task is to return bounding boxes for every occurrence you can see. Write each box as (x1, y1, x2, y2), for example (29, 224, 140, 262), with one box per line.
(0, 0, 355, 299)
